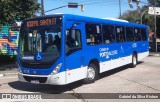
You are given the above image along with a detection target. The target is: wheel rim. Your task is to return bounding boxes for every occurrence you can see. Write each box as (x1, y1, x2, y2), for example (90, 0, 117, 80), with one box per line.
(133, 56, 137, 65)
(87, 67, 95, 80)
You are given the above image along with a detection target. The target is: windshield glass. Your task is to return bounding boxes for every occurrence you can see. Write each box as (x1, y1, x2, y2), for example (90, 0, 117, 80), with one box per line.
(19, 17, 62, 64)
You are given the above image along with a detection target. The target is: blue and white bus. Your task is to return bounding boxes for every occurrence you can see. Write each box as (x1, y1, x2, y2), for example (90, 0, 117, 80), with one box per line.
(18, 14, 149, 85)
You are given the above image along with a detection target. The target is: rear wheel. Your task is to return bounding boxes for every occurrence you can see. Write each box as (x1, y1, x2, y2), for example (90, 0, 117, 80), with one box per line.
(130, 54, 137, 68)
(83, 63, 98, 84)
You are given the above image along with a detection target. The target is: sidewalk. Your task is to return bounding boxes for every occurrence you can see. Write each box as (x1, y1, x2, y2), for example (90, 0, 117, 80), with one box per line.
(149, 52, 160, 57)
(0, 63, 18, 77)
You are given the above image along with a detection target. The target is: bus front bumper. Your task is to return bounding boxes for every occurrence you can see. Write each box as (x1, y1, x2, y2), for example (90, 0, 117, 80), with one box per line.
(18, 72, 66, 85)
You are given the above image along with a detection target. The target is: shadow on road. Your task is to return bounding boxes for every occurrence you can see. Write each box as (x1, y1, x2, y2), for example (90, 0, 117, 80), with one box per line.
(0, 63, 17, 71)
(8, 61, 144, 94)
(8, 80, 83, 94)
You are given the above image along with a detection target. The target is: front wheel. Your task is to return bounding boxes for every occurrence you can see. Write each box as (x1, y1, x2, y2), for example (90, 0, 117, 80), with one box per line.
(83, 63, 98, 84)
(130, 54, 137, 68)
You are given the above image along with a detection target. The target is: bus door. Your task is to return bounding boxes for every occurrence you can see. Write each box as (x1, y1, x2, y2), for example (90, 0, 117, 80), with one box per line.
(65, 21, 86, 84)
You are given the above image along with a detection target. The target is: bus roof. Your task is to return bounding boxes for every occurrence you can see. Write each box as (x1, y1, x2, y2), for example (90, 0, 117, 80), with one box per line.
(24, 14, 147, 28)
(102, 18, 129, 23)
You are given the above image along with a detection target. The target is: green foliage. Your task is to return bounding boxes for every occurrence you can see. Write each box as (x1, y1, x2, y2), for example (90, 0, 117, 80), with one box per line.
(0, 0, 40, 25)
(0, 25, 2, 31)
(121, 0, 160, 36)
(148, 0, 160, 6)
(121, 10, 141, 23)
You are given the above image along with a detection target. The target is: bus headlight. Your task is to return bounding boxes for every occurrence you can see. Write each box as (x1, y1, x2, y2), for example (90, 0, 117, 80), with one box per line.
(51, 63, 62, 75)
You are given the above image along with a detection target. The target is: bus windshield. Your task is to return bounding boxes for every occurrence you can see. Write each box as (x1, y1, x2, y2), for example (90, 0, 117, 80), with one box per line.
(19, 24, 62, 65)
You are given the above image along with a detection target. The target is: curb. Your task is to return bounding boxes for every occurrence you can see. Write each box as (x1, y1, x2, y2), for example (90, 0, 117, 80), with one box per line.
(149, 54, 160, 57)
(153, 54, 160, 56)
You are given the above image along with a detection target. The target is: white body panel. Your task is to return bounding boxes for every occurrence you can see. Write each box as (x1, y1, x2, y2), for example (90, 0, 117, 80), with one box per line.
(99, 51, 149, 73)
(99, 55, 132, 73)
(18, 66, 87, 85)
(138, 51, 149, 61)
(66, 66, 87, 84)
(18, 72, 66, 85)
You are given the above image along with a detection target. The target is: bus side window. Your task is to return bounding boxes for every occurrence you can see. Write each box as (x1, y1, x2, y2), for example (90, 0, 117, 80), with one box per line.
(126, 27, 134, 42)
(102, 25, 115, 44)
(116, 26, 125, 43)
(141, 28, 147, 41)
(134, 28, 141, 41)
(85, 23, 102, 45)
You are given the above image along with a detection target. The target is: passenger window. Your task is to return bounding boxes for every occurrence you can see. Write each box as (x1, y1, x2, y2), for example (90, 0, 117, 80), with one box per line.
(102, 25, 115, 44)
(126, 27, 134, 42)
(66, 29, 82, 52)
(141, 28, 147, 41)
(134, 28, 141, 41)
(116, 26, 125, 43)
(85, 23, 102, 45)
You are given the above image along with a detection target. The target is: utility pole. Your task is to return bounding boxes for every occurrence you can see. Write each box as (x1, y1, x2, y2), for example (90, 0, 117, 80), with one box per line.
(41, 0, 44, 16)
(141, 10, 148, 24)
(119, 0, 122, 19)
(154, 0, 157, 52)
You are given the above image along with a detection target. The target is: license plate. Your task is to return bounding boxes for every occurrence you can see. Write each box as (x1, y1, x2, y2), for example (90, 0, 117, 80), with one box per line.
(31, 80, 39, 84)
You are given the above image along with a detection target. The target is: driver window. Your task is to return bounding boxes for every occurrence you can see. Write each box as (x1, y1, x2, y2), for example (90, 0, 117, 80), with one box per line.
(44, 27, 61, 55)
(65, 29, 82, 52)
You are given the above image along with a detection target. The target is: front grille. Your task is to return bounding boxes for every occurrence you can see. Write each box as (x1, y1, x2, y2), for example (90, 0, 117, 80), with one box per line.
(23, 76, 47, 83)
(21, 61, 52, 68)
(20, 58, 58, 68)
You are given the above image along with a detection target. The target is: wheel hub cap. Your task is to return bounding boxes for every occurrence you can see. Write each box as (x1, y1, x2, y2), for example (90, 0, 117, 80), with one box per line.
(133, 56, 137, 65)
(87, 67, 95, 80)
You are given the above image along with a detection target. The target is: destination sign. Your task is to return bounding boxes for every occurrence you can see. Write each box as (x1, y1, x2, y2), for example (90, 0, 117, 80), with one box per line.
(27, 18, 57, 27)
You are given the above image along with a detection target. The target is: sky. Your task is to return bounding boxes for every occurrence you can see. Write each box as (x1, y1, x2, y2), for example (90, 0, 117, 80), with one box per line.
(38, 0, 148, 19)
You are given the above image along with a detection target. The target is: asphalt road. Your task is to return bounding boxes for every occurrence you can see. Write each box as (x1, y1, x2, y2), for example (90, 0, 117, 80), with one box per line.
(0, 56, 160, 102)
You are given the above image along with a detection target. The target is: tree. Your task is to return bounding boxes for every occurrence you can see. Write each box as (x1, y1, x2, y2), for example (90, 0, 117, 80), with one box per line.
(148, 0, 160, 6)
(121, 0, 160, 38)
(147, 0, 160, 38)
(0, 0, 40, 25)
(121, 10, 141, 23)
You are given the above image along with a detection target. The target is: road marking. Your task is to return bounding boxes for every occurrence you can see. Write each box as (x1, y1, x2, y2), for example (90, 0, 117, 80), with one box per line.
(0, 74, 3, 77)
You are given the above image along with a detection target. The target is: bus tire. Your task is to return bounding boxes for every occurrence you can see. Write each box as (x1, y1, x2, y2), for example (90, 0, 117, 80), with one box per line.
(83, 63, 98, 84)
(130, 54, 137, 68)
